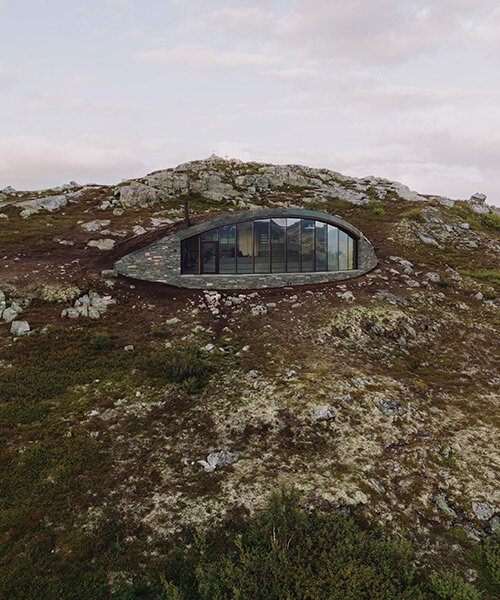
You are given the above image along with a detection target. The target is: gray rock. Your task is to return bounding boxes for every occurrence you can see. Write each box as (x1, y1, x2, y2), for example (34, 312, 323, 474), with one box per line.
(166, 317, 180, 325)
(374, 290, 409, 306)
(2, 306, 21, 322)
(459, 222, 470, 230)
(98, 200, 111, 211)
(81, 219, 111, 232)
(203, 343, 215, 352)
(490, 516, 500, 535)
(19, 194, 68, 217)
(418, 231, 438, 246)
(10, 320, 30, 335)
(472, 501, 495, 521)
(66, 307, 80, 319)
(200, 450, 239, 472)
(433, 493, 457, 518)
(88, 307, 101, 319)
(424, 272, 440, 283)
(87, 238, 115, 250)
(313, 404, 336, 421)
(339, 291, 355, 301)
(471, 192, 486, 203)
(474, 292, 483, 301)
(251, 305, 267, 316)
(117, 182, 159, 208)
(373, 397, 406, 417)
(132, 225, 147, 236)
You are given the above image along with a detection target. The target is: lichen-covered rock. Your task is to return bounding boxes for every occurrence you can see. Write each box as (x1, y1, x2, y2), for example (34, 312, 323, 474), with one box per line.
(10, 320, 30, 335)
(87, 239, 115, 250)
(471, 501, 495, 521)
(116, 183, 160, 208)
(40, 284, 82, 303)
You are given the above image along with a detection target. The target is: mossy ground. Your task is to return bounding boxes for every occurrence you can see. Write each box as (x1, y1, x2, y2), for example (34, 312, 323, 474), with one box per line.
(0, 173, 499, 598)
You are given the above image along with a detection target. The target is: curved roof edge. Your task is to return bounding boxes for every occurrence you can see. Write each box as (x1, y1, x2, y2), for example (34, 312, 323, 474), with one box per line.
(176, 208, 365, 241)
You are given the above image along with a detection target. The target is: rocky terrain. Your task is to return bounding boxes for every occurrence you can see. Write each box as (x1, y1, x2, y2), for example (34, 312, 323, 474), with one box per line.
(0, 156, 499, 597)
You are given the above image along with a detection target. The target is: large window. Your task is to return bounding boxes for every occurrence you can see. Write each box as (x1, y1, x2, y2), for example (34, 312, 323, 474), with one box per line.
(181, 217, 357, 275)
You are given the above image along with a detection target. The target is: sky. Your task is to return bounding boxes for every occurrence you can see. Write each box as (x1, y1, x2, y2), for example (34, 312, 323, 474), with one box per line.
(0, 0, 499, 205)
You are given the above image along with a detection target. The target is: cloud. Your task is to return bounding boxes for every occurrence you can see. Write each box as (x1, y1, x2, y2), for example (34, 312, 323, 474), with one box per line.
(25, 91, 142, 118)
(135, 43, 278, 69)
(183, 6, 274, 38)
(0, 63, 18, 85)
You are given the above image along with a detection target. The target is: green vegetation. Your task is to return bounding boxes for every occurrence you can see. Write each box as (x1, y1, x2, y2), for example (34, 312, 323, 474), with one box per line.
(3, 486, 494, 600)
(0, 329, 134, 424)
(462, 269, 500, 287)
(137, 347, 214, 393)
(404, 208, 425, 223)
(480, 212, 500, 232)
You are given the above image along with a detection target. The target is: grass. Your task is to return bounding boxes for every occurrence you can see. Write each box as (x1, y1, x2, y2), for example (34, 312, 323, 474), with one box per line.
(462, 269, 500, 287)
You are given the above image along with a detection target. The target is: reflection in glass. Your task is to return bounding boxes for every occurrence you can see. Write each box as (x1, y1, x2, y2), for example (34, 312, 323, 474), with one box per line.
(315, 221, 327, 271)
(327, 225, 339, 271)
(286, 218, 300, 272)
(201, 241, 217, 273)
(271, 218, 286, 272)
(201, 229, 217, 241)
(219, 224, 236, 273)
(338, 230, 348, 270)
(237, 221, 253, 273)
(181, 236, 199, 274)
(348, 236, 355, 269)
(301, 219, 315, 272)
(181, 217, 357, 275)
(254, 219, 270, 273)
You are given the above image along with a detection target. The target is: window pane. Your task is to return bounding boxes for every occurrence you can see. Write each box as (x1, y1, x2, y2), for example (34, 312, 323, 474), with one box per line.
(201, 241, 217, 273)
(315, 221, 327, 271)
(181, 236, 199, 274)
(201, 229, 217, 241)
(271, 218, 286, 273)
(338, 230, 348, 270)
(286, 218, 301, 272)
(237, 221, 253, 273)
(348, 236, 355, 269)
(219, 224, 236, 273)
(327, 225, 339, 271)
(301, 219, 315, 272)
(254, 219, 270, 273)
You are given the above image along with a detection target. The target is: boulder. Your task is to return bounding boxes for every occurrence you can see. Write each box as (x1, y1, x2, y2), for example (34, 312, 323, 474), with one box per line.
(10, 320, 30, 335)
(313, 404, 336, 421)
(418, 231, 438, 246)
(3, 306, 21, 322)
(251, 305, 267, 316)
(199, 450, 239, 472)
(471, 501, 495, 521)
(81, 220, 111, 232)
(87, 239, 115, 250)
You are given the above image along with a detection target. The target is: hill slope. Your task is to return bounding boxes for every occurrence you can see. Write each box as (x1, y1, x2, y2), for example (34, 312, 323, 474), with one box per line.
(0, 156, 499, 597)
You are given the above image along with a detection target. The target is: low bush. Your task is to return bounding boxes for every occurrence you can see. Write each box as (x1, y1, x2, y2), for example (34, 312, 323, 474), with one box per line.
(137, 347, 214, 392)
(480, 212, 500, 232)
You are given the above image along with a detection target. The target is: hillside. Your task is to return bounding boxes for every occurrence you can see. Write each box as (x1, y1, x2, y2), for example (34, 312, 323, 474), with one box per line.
(0, 156, 499, 599)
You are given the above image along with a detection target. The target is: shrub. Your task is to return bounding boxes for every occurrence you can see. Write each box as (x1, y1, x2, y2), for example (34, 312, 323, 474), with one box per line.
(480, 212, 500, 231)
(404, 209, 425, 223)
(430, 571, 479, 600)
(137, 347, 213, 392)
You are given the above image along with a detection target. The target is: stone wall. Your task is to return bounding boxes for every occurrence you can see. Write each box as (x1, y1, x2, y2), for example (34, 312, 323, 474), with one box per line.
(114, 208, 378, 290)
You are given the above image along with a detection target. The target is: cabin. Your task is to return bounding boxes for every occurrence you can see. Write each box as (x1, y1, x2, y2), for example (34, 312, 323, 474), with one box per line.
(114, 208, 377, 289)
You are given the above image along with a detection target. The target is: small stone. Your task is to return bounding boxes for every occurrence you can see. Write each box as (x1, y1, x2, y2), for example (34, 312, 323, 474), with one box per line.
(166, 317, 180, 325)
(460, 222, 470, 230)
(474, 292, 483, 300)
(313, 404, 336, 421)
(10, 320, 30, 335)
(340, 291, 354, 301)
(88, 307, 101, 319)
(87, 238, 115, 250)
(124, 345, 134, 351)
(81, 220, 111, 232)
(2, 307, 20, 322)
(424, 272, 440, 283)
(418, 231, 438, 245)
(199, 450, 239, 471)
(490, 516, 500, 535)
(373, 397, 406, 417)
(251, 305, 267, 316)
(132, 225, 147, 236)
(433, 493, 457, 518)
(471, 501, 495, 521)
(203, 343, 215, 352)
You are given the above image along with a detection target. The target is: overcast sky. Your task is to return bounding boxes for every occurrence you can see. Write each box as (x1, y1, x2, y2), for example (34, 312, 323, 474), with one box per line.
(1, 0, 499, 204)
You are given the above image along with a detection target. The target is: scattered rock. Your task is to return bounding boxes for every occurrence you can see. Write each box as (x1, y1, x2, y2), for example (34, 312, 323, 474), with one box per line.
(370, 478, 386, 494)
(313, 404, 336, 421)
(81, 220, 111, 232)
(166, 317, 180, 325)
(471, 193, 486, 203)
(10, 320, 30, 335)
(250, 305, 267, 316)
(490, 516, 500, 535)
(373, 397, 406, 417)
(424, 272, 440, 283)
(459, 222, 470, 230)
(199, 450, 239, 472)
(87, 238, 115, 250)
(432, 493, 457, 518)
(374, 290, 409, 306)
(3, 306, 22, 322)
(132, 225, 147, 236)
(471, 501, 495, 521)
(418, 231, 438, 246)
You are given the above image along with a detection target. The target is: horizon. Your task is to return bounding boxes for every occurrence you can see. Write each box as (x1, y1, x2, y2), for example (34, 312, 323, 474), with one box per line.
(1, 1, 499, 206)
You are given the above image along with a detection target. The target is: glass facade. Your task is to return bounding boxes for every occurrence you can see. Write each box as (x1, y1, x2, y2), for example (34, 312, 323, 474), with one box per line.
(181, 217, 357, 275)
